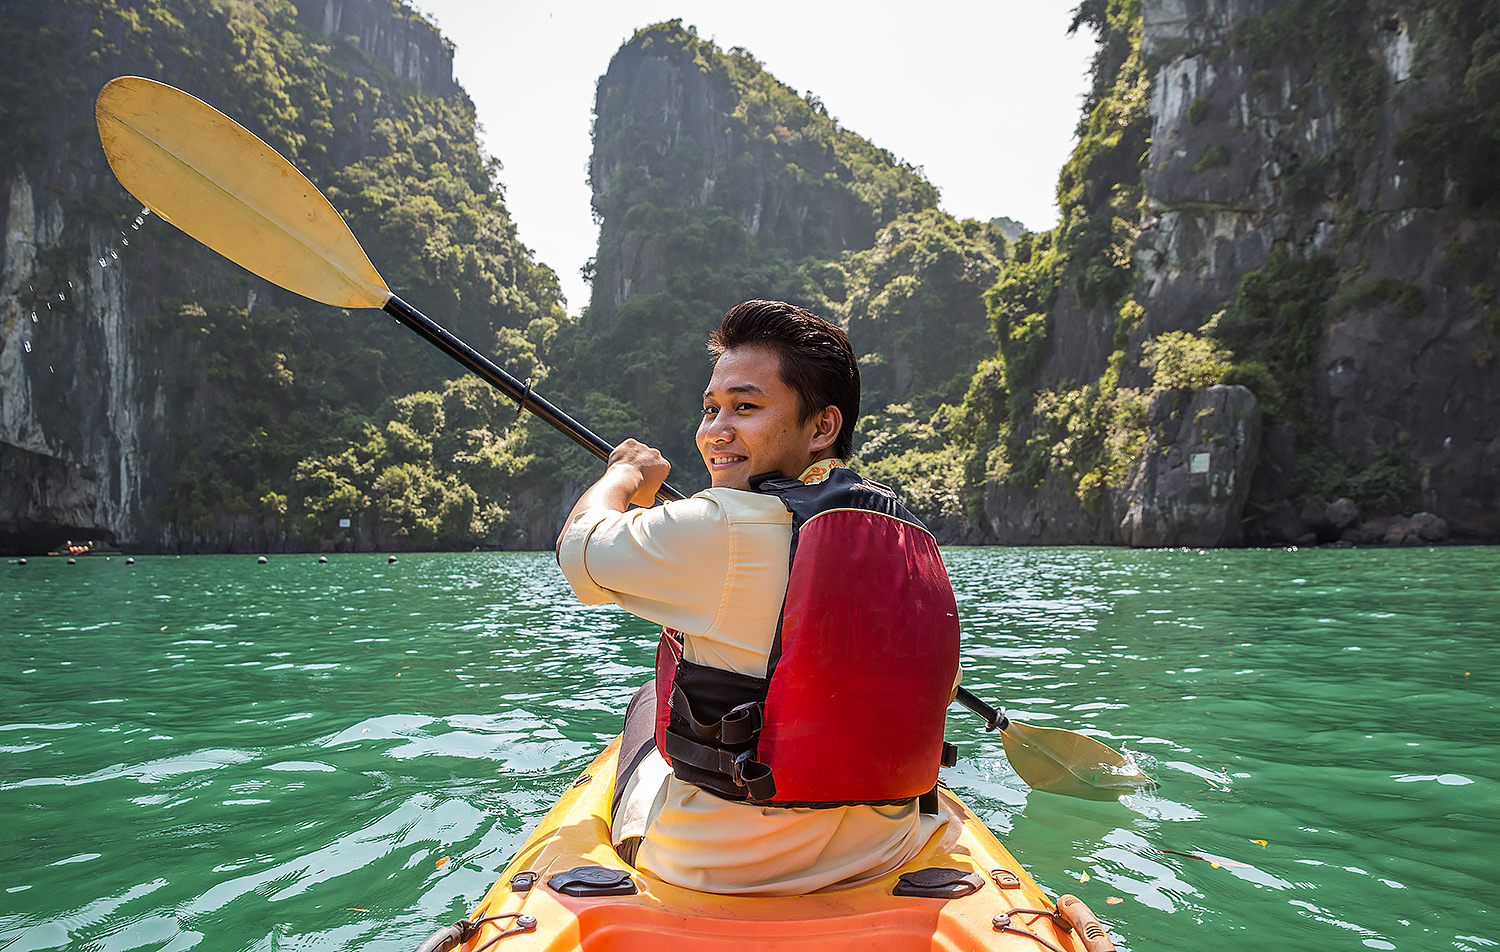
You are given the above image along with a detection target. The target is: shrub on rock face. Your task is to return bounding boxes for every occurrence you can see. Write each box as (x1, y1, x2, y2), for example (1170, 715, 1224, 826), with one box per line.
(1343, 449, 1417, 515)
(1142, 331, 1233, 391)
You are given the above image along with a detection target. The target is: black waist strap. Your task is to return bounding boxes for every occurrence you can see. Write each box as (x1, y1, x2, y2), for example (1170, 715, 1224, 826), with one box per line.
(663, 730, 777, 800)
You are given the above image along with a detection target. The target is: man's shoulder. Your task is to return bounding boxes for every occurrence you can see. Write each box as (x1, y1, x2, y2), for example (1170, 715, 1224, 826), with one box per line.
(695, 487, 794, 525)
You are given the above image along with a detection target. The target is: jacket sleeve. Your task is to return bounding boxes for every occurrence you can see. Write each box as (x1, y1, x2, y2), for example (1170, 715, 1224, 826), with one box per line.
(556, 495, 734, 634)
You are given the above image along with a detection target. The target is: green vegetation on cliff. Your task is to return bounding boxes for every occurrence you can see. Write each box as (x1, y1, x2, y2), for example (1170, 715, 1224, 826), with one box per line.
(948, 0, 1152, 518)
(842, 211, 1008, 522)
(288, 377, 543, 548)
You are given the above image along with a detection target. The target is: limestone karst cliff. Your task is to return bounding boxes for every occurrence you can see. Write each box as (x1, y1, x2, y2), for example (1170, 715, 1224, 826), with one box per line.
(0, 0, 563, 554)
(558, 21, 1001, 485)
(965, 0, 1498, 545)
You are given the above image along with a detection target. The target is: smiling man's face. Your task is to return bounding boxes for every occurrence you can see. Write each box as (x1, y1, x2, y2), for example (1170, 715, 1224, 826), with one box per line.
(696, 345, 835, 490)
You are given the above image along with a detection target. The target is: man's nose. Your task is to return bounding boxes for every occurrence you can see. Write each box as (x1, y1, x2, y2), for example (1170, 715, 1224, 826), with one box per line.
(702, 415, 732, 441)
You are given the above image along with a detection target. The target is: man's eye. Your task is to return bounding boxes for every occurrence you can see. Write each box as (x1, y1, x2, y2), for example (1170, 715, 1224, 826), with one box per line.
(702, 406, 717, 417)
(736, 403, 757, 412)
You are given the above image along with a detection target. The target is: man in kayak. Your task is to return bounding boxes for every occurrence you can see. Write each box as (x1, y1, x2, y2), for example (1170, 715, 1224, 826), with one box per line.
(557, 300, 961, 895)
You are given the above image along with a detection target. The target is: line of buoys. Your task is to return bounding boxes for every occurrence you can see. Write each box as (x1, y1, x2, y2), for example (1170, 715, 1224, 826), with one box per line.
(5, 552, 415, 563)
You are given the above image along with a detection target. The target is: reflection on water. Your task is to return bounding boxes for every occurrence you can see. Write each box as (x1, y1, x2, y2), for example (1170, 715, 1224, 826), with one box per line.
(2, 546, 1496, 951)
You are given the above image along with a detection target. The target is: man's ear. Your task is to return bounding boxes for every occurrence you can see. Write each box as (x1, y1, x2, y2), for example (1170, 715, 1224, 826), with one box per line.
(808, 406, 842, 453)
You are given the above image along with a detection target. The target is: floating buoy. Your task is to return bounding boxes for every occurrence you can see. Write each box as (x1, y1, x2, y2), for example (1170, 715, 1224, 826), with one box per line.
(126, 557, 135, 565)
(67, 558, 77, 564)
(318, 555, 328, 563)
(16, 558, 26, 566)
(387, 555, 398, 564)
(257, 556, 268, 564)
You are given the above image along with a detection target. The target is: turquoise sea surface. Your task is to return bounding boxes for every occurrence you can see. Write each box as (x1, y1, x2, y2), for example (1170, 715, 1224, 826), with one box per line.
(2, 546, 1496, 951)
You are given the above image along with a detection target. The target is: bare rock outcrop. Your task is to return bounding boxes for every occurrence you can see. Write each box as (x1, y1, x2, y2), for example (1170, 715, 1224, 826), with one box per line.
(1116, 384, 1261, 547)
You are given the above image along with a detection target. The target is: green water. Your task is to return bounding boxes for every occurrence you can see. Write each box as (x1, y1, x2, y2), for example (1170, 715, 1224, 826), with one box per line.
(2, 547, 1496, 951)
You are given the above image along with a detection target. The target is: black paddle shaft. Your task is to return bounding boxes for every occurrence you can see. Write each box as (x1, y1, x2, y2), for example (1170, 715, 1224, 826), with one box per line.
(383, 294, 686, 504)
(955, 687, 1009, 732)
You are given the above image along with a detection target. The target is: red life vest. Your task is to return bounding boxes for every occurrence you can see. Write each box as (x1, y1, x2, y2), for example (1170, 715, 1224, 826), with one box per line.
(654, 468, 960, 807)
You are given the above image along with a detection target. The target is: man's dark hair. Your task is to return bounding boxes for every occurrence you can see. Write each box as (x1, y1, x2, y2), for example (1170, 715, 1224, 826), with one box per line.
(708, 300, 860, 459)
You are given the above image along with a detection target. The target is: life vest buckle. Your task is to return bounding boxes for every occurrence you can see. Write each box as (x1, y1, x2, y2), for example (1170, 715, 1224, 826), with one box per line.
(729, 750, 777, 800)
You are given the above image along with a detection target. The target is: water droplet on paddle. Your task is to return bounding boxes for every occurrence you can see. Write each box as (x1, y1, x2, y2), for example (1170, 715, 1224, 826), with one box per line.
(30, 312, 37, 322)
(98, 257, 107, 267)
(121, 239, 129, 247)
(23, 340, 32, 353)
(109, 249, 118, 260)
(57, 293, 65, 301)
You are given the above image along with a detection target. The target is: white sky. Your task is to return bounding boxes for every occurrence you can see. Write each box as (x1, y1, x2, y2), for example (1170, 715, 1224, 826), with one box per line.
(409, 1, 1097, 316)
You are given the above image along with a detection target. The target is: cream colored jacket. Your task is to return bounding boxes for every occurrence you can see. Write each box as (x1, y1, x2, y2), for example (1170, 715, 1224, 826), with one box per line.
(556, 463, 951, 895)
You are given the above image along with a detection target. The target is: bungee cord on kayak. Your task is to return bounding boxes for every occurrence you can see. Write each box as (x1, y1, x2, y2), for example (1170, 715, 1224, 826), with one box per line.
(413, 913, 537, 952)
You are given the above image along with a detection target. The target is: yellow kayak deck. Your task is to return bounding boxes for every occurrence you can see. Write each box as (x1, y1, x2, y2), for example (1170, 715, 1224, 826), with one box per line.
(451, 737, 1113, 952)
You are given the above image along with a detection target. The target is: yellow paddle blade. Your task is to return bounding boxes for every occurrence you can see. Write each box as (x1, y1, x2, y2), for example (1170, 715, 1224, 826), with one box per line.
(95, 76, 390, 309)
(1000, 720, 1157, 800)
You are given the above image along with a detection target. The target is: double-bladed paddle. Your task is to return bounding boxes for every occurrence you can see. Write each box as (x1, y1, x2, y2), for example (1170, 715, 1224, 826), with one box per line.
(95, 76, 1156, 799)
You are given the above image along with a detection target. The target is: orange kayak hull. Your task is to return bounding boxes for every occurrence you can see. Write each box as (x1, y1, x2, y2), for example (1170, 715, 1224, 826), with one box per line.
(454, 738, 1112, 952)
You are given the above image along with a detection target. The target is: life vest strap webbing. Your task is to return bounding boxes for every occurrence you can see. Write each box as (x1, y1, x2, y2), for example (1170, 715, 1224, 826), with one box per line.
(662, 730, 777, 800)
(669, 683, 764, 745)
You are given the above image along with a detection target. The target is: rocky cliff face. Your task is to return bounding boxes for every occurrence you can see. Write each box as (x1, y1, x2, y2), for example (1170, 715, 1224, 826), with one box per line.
(981, 0, 1497, 545)
(1116, 384, 1261, 546)
(570, 22, 948, 477)
(0, 0, 465, 554)
(587, 28, 895, 323)
(294, 0, 454, 95)
(1140, 0, 1497, 541)
(1, 173, 154, 552)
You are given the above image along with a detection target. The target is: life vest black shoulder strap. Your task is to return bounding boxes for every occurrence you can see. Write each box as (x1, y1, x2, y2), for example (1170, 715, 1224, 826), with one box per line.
(750, 468, 918, 531)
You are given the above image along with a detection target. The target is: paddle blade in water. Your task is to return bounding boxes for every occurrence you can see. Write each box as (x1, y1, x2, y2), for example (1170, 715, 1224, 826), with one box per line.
(95, 76, 389, 309)
(1000, 720, 1157, 800)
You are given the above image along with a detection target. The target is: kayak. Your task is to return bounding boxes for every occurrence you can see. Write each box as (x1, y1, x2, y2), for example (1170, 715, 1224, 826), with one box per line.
(416, 736, 1116, 952)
